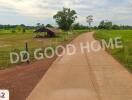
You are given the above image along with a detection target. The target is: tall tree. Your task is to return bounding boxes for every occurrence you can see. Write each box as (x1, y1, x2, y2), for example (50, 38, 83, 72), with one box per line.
(53, 8, 77, 31)
(86, 15, 93, 31)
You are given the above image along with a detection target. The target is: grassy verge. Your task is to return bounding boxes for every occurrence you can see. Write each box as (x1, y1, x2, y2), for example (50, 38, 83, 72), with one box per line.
(0, 29, 88, 69)
(94, 30, 132, 73)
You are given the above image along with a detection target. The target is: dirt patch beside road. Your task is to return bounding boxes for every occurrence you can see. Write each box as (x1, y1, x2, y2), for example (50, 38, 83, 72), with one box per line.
(0, 57, 56, 100)
(0, 39, 71, 100)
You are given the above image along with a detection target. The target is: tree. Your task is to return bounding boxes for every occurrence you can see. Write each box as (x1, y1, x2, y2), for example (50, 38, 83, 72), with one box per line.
(12, 29, 16, 33)
(20, 24, 26, 33)
(36, 23, 44, 29)
(72, 23, 88, 30)
(98, 20, 105, 29)
(46, 24, 53, 28)
(105, 21, 112, 29)
(20, 24, 25, 28)
(37, 23, 41, 27)
(22, 28, 26, 33)
(93, 26, 98, 29)
(16, 25, 22, 32)
(112, 24, 120, 30)
(86, 15, 93, 31)
(98, 20, 113, 29)
(36, 23, 41, 29)
(41, 24, 45, 27)
(53, 8, 77, 31)
(72, 23, 80, 30)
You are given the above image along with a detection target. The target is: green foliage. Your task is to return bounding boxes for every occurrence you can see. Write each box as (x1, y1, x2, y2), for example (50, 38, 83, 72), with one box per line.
(15, 25, 27, 33)
(16, 25, 22, 32)
(22, 28, 26, 33)
(36, 23, 45, 29)
(98, 20, 112, 29)
(98, 20, 132, 30)
(46, 24, 53, 28)
(72, 23, 89, 30)
(12, 29, 16, 33)
(53, 8, 77, 31)
(94, 30, 132, 73)
(112, 24, 120, 30)
(0, 29, 88, 69)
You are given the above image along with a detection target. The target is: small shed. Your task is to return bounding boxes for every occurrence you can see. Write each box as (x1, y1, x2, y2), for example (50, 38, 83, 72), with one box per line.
(34, 27, 58, 38)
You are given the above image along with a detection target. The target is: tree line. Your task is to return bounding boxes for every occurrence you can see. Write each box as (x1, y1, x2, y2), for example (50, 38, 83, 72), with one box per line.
(0, 24, 53, 33)
(98, 20, 132, 30)
(0, 8, 132, 31)
(0, 24, 35, 29)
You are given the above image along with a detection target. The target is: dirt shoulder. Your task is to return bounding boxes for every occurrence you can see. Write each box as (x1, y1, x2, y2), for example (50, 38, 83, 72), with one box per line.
(0, 57, 56, 100)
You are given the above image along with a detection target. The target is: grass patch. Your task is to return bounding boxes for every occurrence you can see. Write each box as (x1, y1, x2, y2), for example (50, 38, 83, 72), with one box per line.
(94, 30, 132, 73)
(0, 29, 88, 69)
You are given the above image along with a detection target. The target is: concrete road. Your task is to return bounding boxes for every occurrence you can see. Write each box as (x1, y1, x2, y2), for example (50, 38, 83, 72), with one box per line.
(27, 32, 132, 100)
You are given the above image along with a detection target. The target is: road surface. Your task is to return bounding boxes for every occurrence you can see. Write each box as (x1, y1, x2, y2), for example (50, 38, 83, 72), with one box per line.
(27, 32, 132, 100)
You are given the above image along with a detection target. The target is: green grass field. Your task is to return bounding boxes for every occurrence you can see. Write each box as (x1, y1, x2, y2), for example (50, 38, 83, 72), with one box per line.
(0, 29, 88, 69)
(94, 30, 132, 73)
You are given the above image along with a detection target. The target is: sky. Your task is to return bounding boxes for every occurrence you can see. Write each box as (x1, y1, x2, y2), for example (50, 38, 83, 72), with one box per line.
(0, 0, 132, 26)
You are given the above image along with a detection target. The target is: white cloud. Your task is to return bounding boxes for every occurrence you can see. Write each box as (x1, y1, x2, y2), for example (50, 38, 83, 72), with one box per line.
(0, 0, 131, 25)
(0, 0, 115, 18)
(0, 0, 56, 18)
